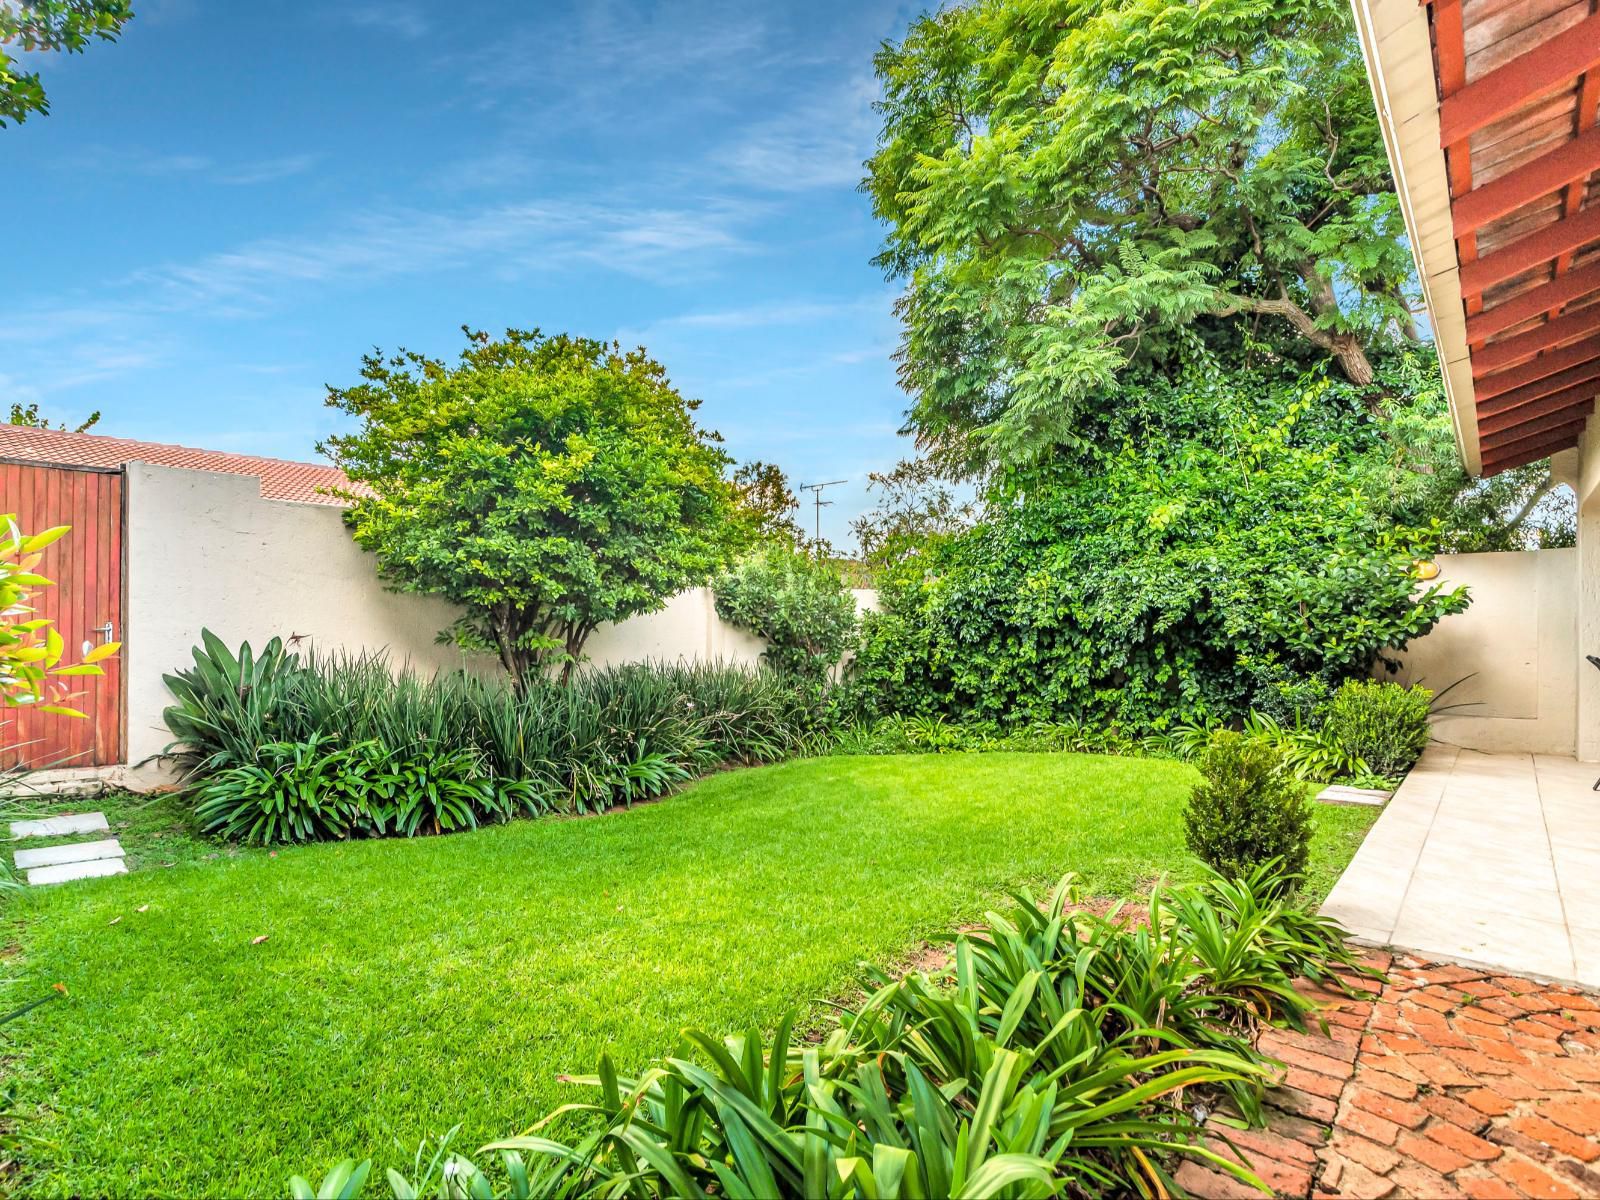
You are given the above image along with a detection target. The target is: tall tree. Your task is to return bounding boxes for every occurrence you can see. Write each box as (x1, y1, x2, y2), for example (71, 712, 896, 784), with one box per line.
(733, 460, 804, 545)
(866, 0, 1415, 475)
(850, 457, 976, 578)
(321, 328, 743, 689)
(1, 1, 133, 127)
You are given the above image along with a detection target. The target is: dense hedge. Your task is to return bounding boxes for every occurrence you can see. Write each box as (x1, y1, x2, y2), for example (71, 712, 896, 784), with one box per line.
(850, 393, 1468, 733)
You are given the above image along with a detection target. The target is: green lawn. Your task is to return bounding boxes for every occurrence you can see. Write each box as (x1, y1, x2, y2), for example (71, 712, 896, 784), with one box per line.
(3, 753, 1377, 1196)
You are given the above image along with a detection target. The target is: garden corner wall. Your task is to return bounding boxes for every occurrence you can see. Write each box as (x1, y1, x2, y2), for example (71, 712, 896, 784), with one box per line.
(121, 462, 874, 771)
(123, 462, 482, 766)
(1388, 548, 1577, 757)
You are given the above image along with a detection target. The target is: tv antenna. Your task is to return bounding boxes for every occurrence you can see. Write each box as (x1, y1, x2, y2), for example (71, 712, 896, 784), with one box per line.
(797, 479, 847, 545)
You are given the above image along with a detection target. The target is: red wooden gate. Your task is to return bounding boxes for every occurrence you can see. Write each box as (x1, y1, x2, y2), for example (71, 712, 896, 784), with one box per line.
(1, 461, 124, 769)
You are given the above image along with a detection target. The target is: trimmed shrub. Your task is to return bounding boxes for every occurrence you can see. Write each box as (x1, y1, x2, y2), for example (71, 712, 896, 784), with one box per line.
(1321, 679, 1432, 779)
(713, 544, 858, 680)
(1183, 732, 1312, 884)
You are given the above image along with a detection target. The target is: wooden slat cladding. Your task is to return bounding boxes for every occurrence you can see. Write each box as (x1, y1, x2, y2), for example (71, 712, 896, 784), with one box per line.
(0, 461, 124, 769)
(1426, 0, 1600, 473)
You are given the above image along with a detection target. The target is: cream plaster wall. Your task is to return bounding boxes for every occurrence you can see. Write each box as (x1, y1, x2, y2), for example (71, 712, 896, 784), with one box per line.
(1389, 549, 1578, 757)
(122, 462, 878, 766)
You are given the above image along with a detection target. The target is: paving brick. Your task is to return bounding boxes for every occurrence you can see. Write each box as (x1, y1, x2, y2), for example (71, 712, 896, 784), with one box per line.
(1339, 1105, 1401, 1146)
(1267, 1083, 1338, 1125)
(1266, 1026, 1360, 1065)
(1539, 1095, 1600, 1138)
(1427, 1122, 1502, 1163)
(1265, 1108, 1330, 1146)
(1488, 1125, 1558, 1163)
(1421, 1092, 1496, 1131)
(1551, 1159, 1600, 1194)
(1288, 1065, 1350, 1100)
(1271, 1039, 1360, 1081)
(1510, 1115, 1600, 1163)
(1492, 1157, 1582, 1199)
(1171, 1160, 1263, 1199)
(1460, 1088, 1514, 1118)
(1316, 1156, 1396, 1199)
(1347, 1088, 1428, 1130)
(1397, 1130, 1472, 1175)
(1410, 1052, 1479, 1087)
(1210, 1122, 1318, 1167)
(1328, 1132, 1400, 1176)
(1387, 1162, 1471, 1199)
(1351, 1066, 1418, 1101)
(1456, 1170, 1519, 1200)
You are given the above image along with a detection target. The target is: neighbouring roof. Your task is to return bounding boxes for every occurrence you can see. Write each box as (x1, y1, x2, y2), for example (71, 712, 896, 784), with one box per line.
(1353, 0, 1600, 477)
(0, 423, 358, 506)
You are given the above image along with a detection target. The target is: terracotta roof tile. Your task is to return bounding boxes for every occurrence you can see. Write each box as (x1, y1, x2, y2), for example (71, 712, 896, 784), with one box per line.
(0, 424, 363, 506)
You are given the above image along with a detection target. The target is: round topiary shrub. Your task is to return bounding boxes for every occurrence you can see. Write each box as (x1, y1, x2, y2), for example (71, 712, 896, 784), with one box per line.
(1183, 731, 1312, 886)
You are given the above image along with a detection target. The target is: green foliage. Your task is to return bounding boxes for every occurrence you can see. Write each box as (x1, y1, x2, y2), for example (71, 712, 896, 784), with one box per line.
(321, 328, 742, 689)
(1, 518, 119, 721)
(6, 401, 100, 433)
(713, 544, 859, 681)
(294, 870, 1372, 1198)
(1184, 733, 1313, 885)
(164, 633, 833, 842)
(849, 456, 977, 581)
(1320, 680, 1431, 779)
(850, 382, 1468, 732)
(832, 714, 1152, 758)
(0, 1, 132, 127)
(866, 0, 1411, 473)
(733, 459, 805, 546)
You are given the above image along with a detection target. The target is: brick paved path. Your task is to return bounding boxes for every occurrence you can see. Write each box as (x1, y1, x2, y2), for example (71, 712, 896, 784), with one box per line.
(1176, 951, 1600, 1198)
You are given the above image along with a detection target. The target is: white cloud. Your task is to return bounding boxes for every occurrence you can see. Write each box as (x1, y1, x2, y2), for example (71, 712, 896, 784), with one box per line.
(119, 196, 757, 312)
(60, 146, 317, 186)
(340, 2, 430, 39)
(715, 74, 879, 193)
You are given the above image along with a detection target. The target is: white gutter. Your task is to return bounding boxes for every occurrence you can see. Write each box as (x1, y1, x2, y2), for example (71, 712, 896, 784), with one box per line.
(1350, 0, 1481, 475)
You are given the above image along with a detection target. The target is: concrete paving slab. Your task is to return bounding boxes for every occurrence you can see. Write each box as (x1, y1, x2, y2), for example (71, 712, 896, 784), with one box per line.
(1322, 745, 1599, 988)
(10, 812, 109, 839)
(26, 857, 127, 886)
(13, 838, 124, 871)
(1314, 784, 1390, 806)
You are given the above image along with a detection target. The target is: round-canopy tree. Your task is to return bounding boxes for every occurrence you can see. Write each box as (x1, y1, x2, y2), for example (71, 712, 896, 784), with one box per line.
(321, 328, 743, 689)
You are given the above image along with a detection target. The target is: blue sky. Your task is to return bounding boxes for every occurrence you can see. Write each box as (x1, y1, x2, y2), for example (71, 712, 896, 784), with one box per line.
(7, 0, 920, 546)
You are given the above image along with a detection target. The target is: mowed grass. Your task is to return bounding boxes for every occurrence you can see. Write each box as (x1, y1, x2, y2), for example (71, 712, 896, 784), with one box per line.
(4, 753, 1377, 1196)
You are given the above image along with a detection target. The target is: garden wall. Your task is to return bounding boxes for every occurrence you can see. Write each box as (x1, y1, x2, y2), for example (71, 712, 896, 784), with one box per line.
(1388, 548, 1577, 756)
(121, 462, 874, 768)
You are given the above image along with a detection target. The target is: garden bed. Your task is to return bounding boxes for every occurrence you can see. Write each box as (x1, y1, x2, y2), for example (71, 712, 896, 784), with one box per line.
(2, 752, 1377, 1195)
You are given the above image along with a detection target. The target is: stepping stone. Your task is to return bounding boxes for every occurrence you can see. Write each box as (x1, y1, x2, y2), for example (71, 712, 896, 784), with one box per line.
(1315, 785, 1391, 807)
(10, 812, 109, 839)
(14, 838, 124, 871)
(26, 857, 128, 886)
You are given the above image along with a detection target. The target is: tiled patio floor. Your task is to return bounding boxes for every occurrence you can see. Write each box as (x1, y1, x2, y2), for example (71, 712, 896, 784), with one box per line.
(1177, 951, 1600, 1199)
(1322, 747, 1600, 988)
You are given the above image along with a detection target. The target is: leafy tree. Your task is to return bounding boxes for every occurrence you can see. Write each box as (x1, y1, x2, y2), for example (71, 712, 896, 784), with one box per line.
(866, 0, 1415, 475)
(714, 544, 858, 680)
(321, 328, 743, 690)
(851, 375, 1467, 730)
(850, 456, 976, 580)
(7, 401, 101, 433)
(733, 460, 804, 545)
(1, 1, 133, 127)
